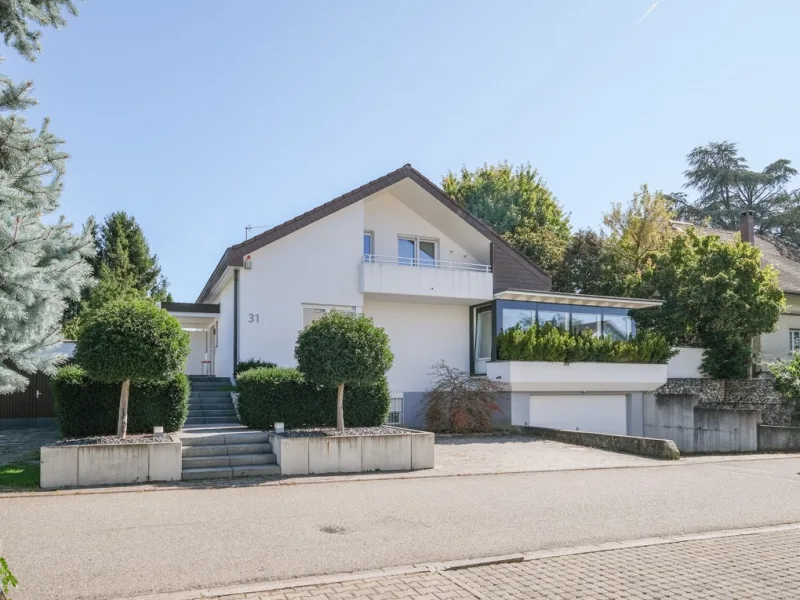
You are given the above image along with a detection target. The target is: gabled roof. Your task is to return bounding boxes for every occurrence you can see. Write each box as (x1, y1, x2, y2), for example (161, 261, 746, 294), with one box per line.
(197, 164, 550, 302)
(671, 222, 800, 295)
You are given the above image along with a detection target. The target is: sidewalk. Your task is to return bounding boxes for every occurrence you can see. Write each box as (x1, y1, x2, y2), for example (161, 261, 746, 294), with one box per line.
(195, 524, 800, 600)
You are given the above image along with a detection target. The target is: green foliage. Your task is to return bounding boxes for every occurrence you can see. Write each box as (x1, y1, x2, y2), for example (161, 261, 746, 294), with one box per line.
(442, 162, 571, 274)
(295, 312, 393, 387)
(496, 323, 675, 364)
(0, 556, 17, 597)
(235, 367, 390, 429)
(603, 184, 676, 273)
(0, 0, 93, 394)
(423, 361, 502, 433)
(0, 463, 39, 489)
(52, 365, 189, 437)
(673, 141, 800, 244)
(75, 299, 189, 382)
(64, 212, 172, 332)
(634, 229, 785, 378)
(770, 353, 800, 400)
(551, 229, 629, 296)
(235, 358, 277, 377)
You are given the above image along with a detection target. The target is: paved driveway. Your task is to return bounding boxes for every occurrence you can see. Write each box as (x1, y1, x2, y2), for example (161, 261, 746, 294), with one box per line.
(433, 434, 658, 474)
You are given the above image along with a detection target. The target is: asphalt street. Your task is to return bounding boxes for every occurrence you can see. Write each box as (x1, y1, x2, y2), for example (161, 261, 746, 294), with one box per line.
(2, 457, 800, 600)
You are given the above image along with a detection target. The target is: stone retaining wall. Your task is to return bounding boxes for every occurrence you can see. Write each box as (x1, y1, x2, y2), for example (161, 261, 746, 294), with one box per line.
(757, 425, 800, 452)
(515, 426, 680, 460)
(657, 376, 794, 426)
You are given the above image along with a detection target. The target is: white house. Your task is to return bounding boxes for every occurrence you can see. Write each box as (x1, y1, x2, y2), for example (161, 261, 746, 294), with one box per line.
(164, 165, 667, 432)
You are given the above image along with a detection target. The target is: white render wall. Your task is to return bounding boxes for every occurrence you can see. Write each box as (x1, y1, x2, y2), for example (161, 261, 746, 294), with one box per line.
(761, 293, 800, 362)
(363, 299, 470, 392)
(185, 330, 207, 376)
(667, 347, 706, 379)
(215, 281, 235, 379)
(364, 192, 483, 265)
(238, 201, 365, 368)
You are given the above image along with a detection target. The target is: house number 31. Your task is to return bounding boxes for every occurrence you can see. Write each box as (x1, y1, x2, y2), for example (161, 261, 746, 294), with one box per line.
(248, 313, 259, 323)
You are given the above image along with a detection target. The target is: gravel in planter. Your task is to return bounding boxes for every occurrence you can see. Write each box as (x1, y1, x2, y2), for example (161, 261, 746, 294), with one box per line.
(54, 434, 171, 446)
(279, 426, 405, 438)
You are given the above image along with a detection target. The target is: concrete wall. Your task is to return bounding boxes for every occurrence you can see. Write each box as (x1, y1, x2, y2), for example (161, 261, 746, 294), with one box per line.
(761, 293, 800, 362)
(643, 393, 760, 453)
(667, 347, 705, 379)
(238, 201, 365, 368)
(524, 394, 628, 435)
(757, 425, 800, 452)
(40, 437, 183, 489)
(269, 429, 434, 475)
(516, 425, 680, 460)
(364, 299, 470, 393)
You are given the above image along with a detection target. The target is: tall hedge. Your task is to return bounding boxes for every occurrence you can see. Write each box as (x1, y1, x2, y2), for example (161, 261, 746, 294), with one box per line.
(236, 367, 390, 430)
(53, 365, 189, 438)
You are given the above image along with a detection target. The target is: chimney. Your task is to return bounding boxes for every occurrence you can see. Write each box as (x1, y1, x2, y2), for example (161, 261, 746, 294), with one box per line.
(739, 210, 756, 245)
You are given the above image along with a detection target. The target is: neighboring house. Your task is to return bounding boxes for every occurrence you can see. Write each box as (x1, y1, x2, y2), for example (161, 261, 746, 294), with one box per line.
(671, 211, 800, 364)
(164, 165, 665, 431)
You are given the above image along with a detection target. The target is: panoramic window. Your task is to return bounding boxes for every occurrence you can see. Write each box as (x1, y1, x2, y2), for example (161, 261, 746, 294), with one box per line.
(538, 308, 569, 330)
(503, 308, 534, 331)
(571, 310, 602, 337)
(603, 313, 633, 341)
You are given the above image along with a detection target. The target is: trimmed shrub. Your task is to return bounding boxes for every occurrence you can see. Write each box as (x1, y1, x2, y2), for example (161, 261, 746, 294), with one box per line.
(53, 365, 189, 438)
(496, 324, 675, 364)
(236, 366, 390, 430)
(295, 312, 393, 430)
(75, 299, 190, 437)
(235, 358, 277, 377)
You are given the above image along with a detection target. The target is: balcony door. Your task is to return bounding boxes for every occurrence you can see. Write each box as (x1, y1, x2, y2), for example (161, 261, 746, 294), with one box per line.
(473, 305, 492, 375)
(398, 236, 437, 267)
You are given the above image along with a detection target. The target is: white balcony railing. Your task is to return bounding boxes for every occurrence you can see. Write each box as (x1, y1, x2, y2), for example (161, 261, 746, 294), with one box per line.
(363, 254, 491, 272)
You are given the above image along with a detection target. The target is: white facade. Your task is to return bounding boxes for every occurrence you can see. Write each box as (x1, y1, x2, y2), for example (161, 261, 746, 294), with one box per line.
(760, 293, 800, 363)
(667, 347, 706, 379)
(363, 299, 470, 392)
(515, 394, 628, 435)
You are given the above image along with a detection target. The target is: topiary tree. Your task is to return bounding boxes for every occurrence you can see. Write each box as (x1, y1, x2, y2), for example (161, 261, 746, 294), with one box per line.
(75, 299, 189, 438)
(295, 312, 393, 432)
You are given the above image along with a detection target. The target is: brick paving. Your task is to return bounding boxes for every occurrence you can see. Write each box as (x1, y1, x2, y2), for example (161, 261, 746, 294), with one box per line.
(217, 529, 800, 599)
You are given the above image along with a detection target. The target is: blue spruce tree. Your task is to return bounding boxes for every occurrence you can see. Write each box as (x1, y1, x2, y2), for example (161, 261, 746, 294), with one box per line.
(0, 0, 94, 393)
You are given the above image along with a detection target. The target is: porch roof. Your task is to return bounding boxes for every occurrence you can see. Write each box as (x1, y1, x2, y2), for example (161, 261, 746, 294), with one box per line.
(494, 289, 663, 310)
(161, 302, 219, 329)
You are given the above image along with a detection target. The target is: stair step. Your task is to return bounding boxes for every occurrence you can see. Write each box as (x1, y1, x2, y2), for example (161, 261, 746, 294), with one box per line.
(182, 453, 277, 469)
(189, 409, 236, 416)
(179, 431, 269, 446)
(184, 417, 239, 426)
(190, 391, 231, 397)
(181, 464, 281, 480)
(188, 400, 234, 406)
(182, 442, 271, 457)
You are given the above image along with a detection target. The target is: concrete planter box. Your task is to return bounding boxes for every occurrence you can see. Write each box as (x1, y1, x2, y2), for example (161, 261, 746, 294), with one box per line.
(487, 360, 668, 393)
(40, 435, 182, 489)
(268, 428, 434, 475)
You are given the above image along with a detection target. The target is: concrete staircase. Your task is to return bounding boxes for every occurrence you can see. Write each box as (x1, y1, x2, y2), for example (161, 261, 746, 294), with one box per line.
(185, 376, 238, 426)
(179, 376, 280, 481)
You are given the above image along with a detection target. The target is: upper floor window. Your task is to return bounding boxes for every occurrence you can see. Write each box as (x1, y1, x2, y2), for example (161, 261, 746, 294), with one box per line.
(398, 236, 437, 267)
(364, 231, 373, 259)
(791, 329, 800, 353)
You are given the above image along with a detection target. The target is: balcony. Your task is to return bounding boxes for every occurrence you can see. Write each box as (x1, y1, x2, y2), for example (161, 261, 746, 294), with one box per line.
(361, 255, 493, 303)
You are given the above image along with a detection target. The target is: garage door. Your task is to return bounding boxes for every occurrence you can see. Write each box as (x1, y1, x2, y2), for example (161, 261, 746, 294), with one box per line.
(529, 394, 627, 435)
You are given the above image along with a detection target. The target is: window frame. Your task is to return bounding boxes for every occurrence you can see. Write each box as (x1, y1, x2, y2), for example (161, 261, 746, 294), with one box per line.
(363, 230, 374, 258)
(791, 329, 800, 353)
(397, 235, 439, 267)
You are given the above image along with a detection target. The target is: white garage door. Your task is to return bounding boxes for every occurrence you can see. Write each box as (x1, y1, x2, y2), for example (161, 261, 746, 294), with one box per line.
(529, 394, 627, 435)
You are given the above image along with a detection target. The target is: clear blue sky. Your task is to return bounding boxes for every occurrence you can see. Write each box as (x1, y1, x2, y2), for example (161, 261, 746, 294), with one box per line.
(8, 0, 800, 301)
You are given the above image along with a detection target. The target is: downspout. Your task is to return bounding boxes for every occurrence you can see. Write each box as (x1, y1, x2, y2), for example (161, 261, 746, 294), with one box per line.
(233, 268, 240, 375)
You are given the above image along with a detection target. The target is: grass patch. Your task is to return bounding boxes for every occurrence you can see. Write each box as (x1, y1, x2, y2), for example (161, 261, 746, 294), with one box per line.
(0, 463, 40, 489)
